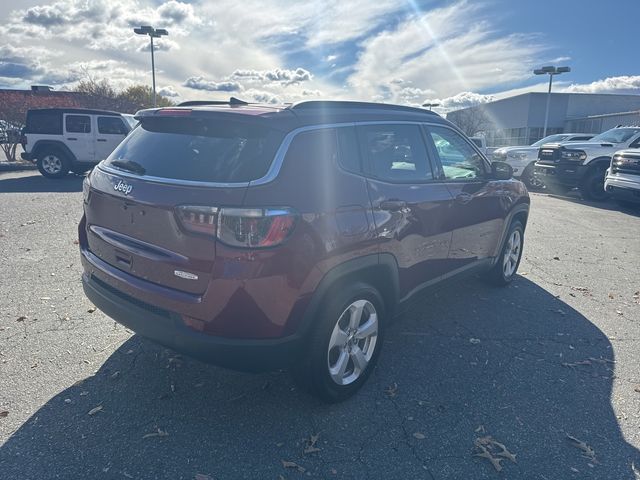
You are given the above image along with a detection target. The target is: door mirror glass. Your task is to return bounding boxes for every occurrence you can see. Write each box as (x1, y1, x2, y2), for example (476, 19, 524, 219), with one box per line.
(491, 161, 513, 180)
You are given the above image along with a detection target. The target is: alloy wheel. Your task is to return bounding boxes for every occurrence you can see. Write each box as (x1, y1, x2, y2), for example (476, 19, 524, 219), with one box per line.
(327, 299, 379, 386)
(41, 154, 62, 174)
(503, 229, 521, 278)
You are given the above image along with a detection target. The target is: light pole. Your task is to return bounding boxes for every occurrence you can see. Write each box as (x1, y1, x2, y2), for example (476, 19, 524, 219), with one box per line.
(422, 102, 440, 111)
(134, 25, 169, 108)
(533, 65, 570, 138)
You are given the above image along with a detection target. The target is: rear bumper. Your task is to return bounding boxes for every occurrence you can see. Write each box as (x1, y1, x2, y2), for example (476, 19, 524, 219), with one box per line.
(534, 162, 585, 188)
(82, 272, 304, 372)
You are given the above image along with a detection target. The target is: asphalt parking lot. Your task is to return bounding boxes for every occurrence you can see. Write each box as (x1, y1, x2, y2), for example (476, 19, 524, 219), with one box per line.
(1, 170, 639, 479)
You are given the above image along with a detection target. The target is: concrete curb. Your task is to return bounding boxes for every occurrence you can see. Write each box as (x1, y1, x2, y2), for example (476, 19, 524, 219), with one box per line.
(0, 162, 37, 172)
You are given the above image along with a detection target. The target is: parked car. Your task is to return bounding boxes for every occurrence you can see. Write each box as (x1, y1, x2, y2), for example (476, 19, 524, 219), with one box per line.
(534, 126, 640, 200)
(605, 149, 640, 206)
(469, 136, 488, 156)
(21, 108, 133, 178)
(79, 99, 530, 402)
(492, 133, 594, 188)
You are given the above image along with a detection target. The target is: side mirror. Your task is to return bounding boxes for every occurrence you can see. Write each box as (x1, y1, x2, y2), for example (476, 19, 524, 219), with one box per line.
(491, 161, 513, 180)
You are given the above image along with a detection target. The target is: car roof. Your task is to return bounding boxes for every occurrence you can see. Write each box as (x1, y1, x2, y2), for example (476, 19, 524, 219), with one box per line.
(27, 108, 123, 116)
(135, 99, 447, 131)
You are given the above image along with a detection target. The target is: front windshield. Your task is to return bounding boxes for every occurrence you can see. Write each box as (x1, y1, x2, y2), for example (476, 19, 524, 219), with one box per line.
(531, 134, 570, 147)
(591, 128, 640, 144)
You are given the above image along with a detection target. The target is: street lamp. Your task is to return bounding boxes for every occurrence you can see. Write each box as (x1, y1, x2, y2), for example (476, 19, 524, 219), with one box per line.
(422, 102, 440, 111)
(533, 65, 571, 138)
(134, 25, 169, 108)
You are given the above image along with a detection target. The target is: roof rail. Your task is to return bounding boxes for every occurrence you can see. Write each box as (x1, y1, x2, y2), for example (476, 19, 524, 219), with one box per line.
(289, 100, 438, 115)
(178, 96, 250, 107)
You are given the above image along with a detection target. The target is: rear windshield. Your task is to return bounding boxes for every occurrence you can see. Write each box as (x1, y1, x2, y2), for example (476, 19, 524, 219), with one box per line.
(103, 117, 285, 183)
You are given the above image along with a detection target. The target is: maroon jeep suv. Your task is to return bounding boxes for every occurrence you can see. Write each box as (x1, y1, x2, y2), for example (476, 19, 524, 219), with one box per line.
(80, 99, 529, 402)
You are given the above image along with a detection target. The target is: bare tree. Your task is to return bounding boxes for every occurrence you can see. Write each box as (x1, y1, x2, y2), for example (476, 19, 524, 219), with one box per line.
(447, 106, 493, 137)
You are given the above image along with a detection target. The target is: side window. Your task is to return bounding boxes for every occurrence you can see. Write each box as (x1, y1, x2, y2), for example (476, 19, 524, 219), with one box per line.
(98, 117, 128, 135)
(65, 115, 91, 133)
(428, 126, 486, 181)
(336, 127, 361, 173)
(630, 135, 640, 148)
(27, 112, 62, 134)
(358, 124, 434, 182)
(284, 127, 338, 169)
(572, 136, 592, 141)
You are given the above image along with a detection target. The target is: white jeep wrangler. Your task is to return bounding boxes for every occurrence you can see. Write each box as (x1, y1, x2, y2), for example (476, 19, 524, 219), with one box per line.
(534, 126, 640, 200)
(21, 108, 136, 178)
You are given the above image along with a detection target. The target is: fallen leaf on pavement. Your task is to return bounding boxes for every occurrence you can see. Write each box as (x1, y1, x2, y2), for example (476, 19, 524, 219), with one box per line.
(413, 432, 425, 440)
(143, 428, 169, 439)
(87, 307, 96, 313)
(87, 405, 103, 416)
(553, 256, 560, 260)
(16, 316, 26, 322)
(303, 433, 321, 454)
(473, 435, 517, 472)
(282, 460, 305, 473)
(567, 434, 596, 462)
(0, 410, 8, 418)
(616, 310, 623, 316)
(384, 383, 398, 397)
(608, 293, 615, 299)
(634, 386, 640, 393)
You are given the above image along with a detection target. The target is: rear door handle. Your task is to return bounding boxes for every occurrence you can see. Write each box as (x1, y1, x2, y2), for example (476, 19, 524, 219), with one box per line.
(379, 199, 407, 211)
(67, 137, 77, 141)
(455, 193, 473, 205)
(97, 138, 107, 142)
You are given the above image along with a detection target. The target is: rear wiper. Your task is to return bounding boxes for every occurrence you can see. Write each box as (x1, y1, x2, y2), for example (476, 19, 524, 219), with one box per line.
(110, 160, 146, 175)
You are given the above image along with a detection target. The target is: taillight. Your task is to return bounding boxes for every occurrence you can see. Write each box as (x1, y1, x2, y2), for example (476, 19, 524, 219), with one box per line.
(218, 208, 297, 248)
(175, 206, 297, 248)
(176, 205, 218, 235)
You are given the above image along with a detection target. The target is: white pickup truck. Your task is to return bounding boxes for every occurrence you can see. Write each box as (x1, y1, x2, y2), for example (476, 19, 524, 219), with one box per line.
(534, 126, 640, 200)
(492, 133, 593, 188)
(605, 149, 640, 206)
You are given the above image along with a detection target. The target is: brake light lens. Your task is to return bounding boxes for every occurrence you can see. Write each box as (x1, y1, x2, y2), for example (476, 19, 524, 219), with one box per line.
(176, 205, 218, 235)
(175, 206, 297, 248)
(156, 108, 192, 116)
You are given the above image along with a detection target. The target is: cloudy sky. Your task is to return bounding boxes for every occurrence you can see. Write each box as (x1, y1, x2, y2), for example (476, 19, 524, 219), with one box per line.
(0, 0, 638, 112)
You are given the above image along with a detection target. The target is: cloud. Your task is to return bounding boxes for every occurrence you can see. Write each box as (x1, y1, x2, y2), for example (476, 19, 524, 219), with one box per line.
(183, 76, 242, 92)
(158, 85, 180, 97)
(422, 91, 494, 112)
(22, 4, 68, 27)
(6, 0, 202, 52)
(563, 75, 640, 94)
(348, 1, 543, 100)
(230, 68, 312, 86)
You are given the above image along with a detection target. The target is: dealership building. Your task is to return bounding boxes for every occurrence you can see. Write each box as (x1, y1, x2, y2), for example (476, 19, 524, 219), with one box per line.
(446, 92, 640, 147)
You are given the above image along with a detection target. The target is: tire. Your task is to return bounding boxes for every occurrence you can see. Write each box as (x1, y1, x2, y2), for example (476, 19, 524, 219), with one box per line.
(522, 164, 544, 190)
(579, 167, 609, 201)
(485, 220, 524, 286)
(292, 282, 385, 403)
(37, 149, 70, 179)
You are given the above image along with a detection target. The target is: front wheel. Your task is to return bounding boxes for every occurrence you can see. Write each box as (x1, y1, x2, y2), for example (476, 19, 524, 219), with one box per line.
(579, 168, 609, 201)
(485, 220, 524, 286)
(37, 150, 70, 179)
(521, 164, 544, 190)
(292, 283, 385, 403)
